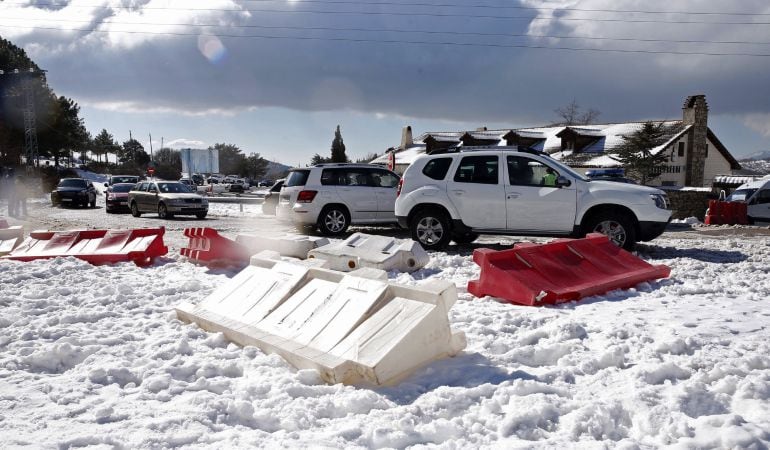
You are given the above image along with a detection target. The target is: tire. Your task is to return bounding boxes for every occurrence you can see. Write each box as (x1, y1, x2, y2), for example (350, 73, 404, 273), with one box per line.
(130, 202, 141, 217)
(747, 216, 755, 225)
(583, 211, 637, 250)
(90, 198, 96, 208)
(158, 203, 173, 219)
(410, 208, 452, 250)
(196, 212, 207, 219)
(452, 232, 479, 245)
(317, 206, 350, 236)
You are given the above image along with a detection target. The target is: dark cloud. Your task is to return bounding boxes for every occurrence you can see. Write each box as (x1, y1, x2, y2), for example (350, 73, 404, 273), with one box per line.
(6, 0, 770, 127)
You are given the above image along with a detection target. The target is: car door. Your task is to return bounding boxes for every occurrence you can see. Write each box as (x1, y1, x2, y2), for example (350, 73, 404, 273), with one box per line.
(142, 182, 158, 212)
(447, 154, 506, 229)
(130, 182, 146, 210)
(333, 168, 378, 222)
(504, 155, 577, 233)
(370, 168, 400, 221)
(748, 188, 770, 220)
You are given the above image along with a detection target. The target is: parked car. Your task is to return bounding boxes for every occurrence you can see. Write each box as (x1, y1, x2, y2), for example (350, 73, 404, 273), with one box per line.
(105, 182, 135, 213)
(179, 178, 195, 189)
(128, 181, 208, 219)
(722, 175, 770, 223)
(104, 175, 140, 187)
(259, 179, 274, 187)
(207, 174, 225, 184)
(261, 178, 285, 215)
(191, 174, 204, 186)
(394, 147, 672, 250)
(276, 164, 400, 235)
(51, 178, 97, 208)
(223, 174, 240, 184)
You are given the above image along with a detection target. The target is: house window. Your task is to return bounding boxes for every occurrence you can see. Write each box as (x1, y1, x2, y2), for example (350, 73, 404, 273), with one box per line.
(678, 142, 685, 157)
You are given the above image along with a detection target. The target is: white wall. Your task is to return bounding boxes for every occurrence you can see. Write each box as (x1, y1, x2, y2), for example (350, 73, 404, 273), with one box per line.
(703, 137, 733, 187)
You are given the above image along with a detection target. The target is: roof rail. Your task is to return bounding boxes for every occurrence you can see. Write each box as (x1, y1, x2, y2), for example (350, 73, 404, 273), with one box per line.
(428, 145, 547, 157)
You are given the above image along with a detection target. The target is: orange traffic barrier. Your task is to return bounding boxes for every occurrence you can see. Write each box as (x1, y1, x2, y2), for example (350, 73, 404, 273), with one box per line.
(3, 228, 167, 266)
(467, 234, 671, 306)
(180, 227, 250, 266)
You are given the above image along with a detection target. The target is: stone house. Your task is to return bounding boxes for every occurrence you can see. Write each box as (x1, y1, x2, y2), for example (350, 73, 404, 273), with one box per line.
(373, 95, 741, 188)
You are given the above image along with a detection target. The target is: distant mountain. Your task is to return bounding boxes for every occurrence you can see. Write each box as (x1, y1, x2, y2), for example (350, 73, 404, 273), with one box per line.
(263, 161, 291, 179)
(739, 159, 770, 175)
(740, 150, 770, 161)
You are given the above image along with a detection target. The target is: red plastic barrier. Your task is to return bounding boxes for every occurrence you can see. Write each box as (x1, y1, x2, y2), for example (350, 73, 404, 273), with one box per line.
(0, 226, 24, 256)
(2, 228, 167, 266)
(180, 227, 250, 266)
(705, 200, 749, 225)
(467, 234, 671, 306)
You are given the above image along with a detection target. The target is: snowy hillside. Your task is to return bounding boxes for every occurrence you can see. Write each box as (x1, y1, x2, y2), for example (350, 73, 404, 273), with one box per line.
(1, 229, 769, 448)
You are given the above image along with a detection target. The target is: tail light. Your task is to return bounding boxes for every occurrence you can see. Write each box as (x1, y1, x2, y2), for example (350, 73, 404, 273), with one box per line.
(297, 190, 317, 203)
(396, 177, 404, 197)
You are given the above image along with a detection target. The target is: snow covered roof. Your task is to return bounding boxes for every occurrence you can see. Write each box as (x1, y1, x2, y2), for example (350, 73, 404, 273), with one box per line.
(370, 145, 427, 166)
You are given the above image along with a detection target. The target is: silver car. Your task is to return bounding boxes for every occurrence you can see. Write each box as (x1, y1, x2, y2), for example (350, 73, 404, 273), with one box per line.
(128, 181, 209, 219)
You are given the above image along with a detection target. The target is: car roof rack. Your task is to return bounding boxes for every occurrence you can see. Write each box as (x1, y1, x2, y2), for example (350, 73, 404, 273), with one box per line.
(427, 145, 548, 157)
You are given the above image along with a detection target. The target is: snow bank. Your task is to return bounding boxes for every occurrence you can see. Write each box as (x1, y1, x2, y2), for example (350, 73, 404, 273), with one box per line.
(0, 235, 769, 447)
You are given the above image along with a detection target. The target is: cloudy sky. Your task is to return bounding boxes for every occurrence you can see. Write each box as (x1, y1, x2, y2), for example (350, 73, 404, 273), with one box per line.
(2, 0, 770, 163)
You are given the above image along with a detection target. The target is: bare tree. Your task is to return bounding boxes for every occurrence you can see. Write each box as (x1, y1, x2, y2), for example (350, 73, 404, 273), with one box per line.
(554, 99, 601, 126)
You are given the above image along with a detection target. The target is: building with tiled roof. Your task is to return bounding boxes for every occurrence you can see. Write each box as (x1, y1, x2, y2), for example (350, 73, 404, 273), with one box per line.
(373, 95, 741, 187)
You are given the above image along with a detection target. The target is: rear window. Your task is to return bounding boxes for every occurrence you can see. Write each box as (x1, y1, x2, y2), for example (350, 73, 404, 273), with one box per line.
(286, 169, 310, 187)
(422, 158, 453, 180)
(112, 184, 134, 193)
(111, 176, 138, 184)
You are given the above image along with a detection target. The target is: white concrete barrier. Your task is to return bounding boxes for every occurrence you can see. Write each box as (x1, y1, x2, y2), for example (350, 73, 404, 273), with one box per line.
(236, 234, 330, 260)
(0, 226, 24, 256)
(307, 232, 429, 273)
(175, 255, 466, 386)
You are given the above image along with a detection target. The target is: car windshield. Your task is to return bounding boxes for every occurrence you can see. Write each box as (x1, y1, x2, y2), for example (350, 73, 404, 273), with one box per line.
(727, 188, 757, 202)
(111, 184, 134, 193)
(157, 182, 192, 193)
(545, 157, 590, 181)
(59, 179, 87, 188)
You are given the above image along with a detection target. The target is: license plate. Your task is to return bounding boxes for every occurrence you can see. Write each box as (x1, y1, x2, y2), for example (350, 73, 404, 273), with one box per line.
(62, 198, 72, 202)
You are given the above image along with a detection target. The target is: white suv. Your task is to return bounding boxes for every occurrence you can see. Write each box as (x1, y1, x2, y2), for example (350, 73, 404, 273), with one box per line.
(276, 163, 401, 235)
(394, 148, 672, 250)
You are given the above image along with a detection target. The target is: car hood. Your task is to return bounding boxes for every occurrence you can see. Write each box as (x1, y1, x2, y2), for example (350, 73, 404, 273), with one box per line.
(158, 193, 205, 200)
(587, 180, 665, 195)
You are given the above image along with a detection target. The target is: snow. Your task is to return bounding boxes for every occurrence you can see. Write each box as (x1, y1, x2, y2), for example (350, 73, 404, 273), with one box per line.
(1, 222, 770, 446)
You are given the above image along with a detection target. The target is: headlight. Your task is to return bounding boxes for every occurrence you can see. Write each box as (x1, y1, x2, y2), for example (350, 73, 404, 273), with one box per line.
(650, 194, 669, 209)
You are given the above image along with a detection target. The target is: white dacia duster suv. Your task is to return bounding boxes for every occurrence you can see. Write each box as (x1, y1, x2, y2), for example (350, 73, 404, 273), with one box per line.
(394, 148, 671, 250)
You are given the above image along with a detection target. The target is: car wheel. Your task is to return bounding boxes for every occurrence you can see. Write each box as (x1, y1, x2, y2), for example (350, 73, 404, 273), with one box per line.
(411, 208, 451, 250)
(452, 232, 479, 245)
(158, 203, 173, 219)
(90, 198, 96, 208)
(583, 211, 637, 250)
(317, 206, 349, 236)
(196, 212, 207, 219)
(130, 202, 141, 217)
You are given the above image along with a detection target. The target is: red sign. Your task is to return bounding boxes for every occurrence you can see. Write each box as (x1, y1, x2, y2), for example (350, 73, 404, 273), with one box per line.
(387, 151, 395, 171)
(148, 168, 155, 175)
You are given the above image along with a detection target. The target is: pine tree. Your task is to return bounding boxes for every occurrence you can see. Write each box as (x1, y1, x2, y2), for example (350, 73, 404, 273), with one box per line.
(608, 121, 682, 185)
(330, 125, 348, 163)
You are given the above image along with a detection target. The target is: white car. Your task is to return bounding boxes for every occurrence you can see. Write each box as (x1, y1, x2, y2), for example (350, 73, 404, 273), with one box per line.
(724, 175, 770, 223)
(394, 147, 672, 250)
(276, 164, 401, 235)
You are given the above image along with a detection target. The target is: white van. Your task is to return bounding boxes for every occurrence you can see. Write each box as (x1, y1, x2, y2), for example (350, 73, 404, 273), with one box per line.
(726, 175, 770, 223)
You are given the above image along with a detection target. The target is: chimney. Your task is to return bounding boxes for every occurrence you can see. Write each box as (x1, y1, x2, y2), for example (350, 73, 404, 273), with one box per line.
(400, 126, 413, 149)
(682, 95, 709, 186)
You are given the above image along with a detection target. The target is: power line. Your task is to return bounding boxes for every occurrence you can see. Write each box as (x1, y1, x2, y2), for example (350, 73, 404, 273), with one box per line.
(2, 24, 770, 57)
(3, 19, 769, 47)
(4, 0, 770, 17)
(3, 7, 770, 25)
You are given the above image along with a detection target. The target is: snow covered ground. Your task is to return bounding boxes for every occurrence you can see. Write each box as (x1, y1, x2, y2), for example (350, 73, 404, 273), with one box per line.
(1, 219, 769, 448)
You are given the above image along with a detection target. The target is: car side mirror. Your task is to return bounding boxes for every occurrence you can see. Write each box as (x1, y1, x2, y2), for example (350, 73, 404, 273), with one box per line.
(104, 182, 109, 187)
(555, 176, 571, 188)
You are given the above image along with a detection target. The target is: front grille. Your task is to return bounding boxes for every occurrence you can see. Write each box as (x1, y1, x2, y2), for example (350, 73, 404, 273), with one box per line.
(184, 198, 202, 204)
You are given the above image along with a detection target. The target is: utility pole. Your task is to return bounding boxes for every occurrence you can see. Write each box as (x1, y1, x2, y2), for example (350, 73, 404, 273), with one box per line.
(149, 133, 153, 162)
(0, 68, 46, 168)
